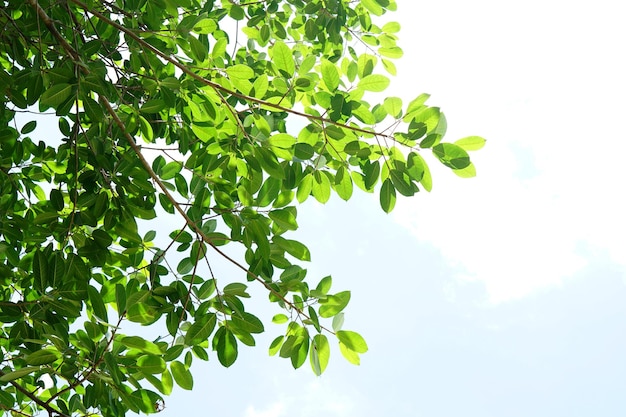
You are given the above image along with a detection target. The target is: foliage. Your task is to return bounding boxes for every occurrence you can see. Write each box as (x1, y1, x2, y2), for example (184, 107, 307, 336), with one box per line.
(0, 0, 484, 415)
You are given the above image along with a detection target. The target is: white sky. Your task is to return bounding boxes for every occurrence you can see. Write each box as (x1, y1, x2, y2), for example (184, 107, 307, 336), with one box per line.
(390, 0, 626, 302)
(107, 1, 625, 416)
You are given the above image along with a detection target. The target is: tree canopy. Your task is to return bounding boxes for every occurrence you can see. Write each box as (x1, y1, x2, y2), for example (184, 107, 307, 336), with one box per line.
(0, 0, 484, 415)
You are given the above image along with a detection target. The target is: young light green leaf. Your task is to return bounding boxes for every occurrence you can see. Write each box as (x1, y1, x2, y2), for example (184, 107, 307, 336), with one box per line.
(226, 64, 254, 80)
(383, 97, 402, 118)
(272, 41, 295, 77)
(272, 314, 289, 324)
(382, 21, 401, 33)
(454, 136, 487, 151)
(296, 173, 314, 203)
(333, 166, 353, 201)
(321, 59, 340, 91)
(338, 342, 360, 365)
(269, 336, 284, 356)
(268, 133, 296, 149)
(378, 46, 404, 59)
(311, 171, 331, 203)
(319, 291, 351, 318)
(315, 275, 332, 294)
(336, 331, 368, 353)
(358, 74, 390, 92)
(361, 0, 383, 16)
(310, 334, 330, 376)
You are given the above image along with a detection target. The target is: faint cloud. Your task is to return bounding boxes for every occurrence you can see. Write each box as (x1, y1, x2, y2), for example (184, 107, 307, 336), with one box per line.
(244, 377, 359, 417)
(244, 402, 285, 417)
(393, 124, 624, 302)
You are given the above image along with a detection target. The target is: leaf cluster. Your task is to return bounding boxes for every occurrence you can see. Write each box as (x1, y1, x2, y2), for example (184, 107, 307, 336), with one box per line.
(0, 0, 483, 415)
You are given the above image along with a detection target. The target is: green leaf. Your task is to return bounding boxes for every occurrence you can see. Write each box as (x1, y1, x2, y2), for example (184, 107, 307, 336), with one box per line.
(379, 178, 396, 213)
(336, 330, 368, 353)
(216, 327, 238, 367)
(383, 97, 402, 118)
(272, 41, 295, 77)
(268, 133, 296, 149)
(455, 136, 487, 151)
(319, 291, 351, 318)
(433, 143, 471, 170)
(453, 162, 477, 178)
(0, 366, 41, 382)
(25, 349, 61, 366)
(120, 336, 164, 355)
(339, 342, 361, 365)
(161, 369, 174, 395)
(379, 46, 404, 59)
(269, 336, 284, 356)
(290, 334, 309, 369)
(184, 314, 216, 345)
(333, 166, 353, 201)
(272, 314, 289, 324)
(140, 99, 166, 114)
(311, 171, 331, 203)
(274, 236, 311, 261)
(382, 21, 401, 33)
(170, 361, 193, 390)
(189, 35, 208, 62)
(358, 74, 390, 92)
(21, 120, 37, 134)
(84, 97, 104, 122)
(315, 275, 332, 295)
(321, 59, 340, 91)
(361, 0, 383, 16)
(88, 285, 108, 322)
(310, 334, 330, 376)
(296, 173, 313, 203)
(390, 170, 414, 197)
(226, 64, 254, 80)
(269, 208, 298, 231)
(40, 83, 73, 108)
(192, 18, 217, 34)
(137, 355, 166, 374)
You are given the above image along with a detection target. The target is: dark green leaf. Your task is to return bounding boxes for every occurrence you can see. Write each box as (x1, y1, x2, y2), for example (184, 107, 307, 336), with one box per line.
(379, 178, 396, 213)
(215, 327, 238, 367)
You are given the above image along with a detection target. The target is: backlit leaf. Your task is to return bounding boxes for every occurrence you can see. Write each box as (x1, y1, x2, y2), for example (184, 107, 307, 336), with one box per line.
(272, 41, 295, 77)
(455, 136, 487, 151)
(379, 178, 396, 213)
(358, 74, 390, 92)
(170, 361, 193, 390)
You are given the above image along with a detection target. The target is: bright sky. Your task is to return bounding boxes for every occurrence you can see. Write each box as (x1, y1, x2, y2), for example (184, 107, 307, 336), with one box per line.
(147, 1, 626, 416)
